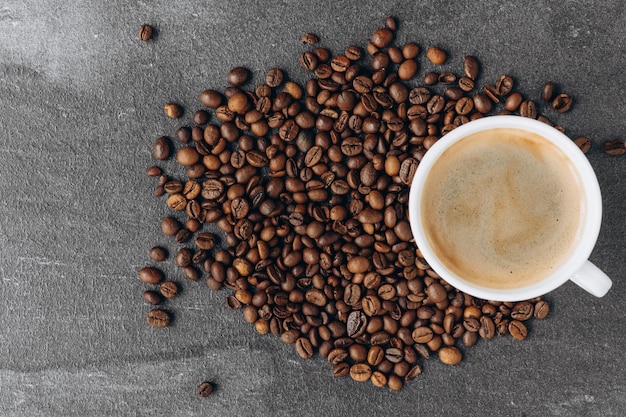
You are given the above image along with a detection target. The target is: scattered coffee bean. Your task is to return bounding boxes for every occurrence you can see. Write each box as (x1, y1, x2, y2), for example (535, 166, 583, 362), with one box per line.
(604, 139, 626, 155)
(149, 246, 168, 262)
(574, 136, 591, 154)
(541, 81, 555, 102)
(139, 267, 164, 285)
(143, 290, 163, 305)
(197, 381, 214, 397)
(426, 46, 447, 65)
(138, 24, 153, 41)
(552, 93, 573, 113)
(147, 309, 170, 328)
(153, 136, 170, 160)
(227, 67, 249, 86)
(164, 103, 183, 119)
(142, 15, 581, 391)
(301, 33, 319, 44)
(159, 281, 178, 299)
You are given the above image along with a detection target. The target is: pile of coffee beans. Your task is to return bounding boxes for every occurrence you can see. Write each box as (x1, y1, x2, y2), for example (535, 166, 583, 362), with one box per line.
(139, 16, 597, 390)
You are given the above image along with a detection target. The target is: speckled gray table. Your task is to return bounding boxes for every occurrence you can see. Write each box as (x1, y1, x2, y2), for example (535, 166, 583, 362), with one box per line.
(1, 1, 625, 416)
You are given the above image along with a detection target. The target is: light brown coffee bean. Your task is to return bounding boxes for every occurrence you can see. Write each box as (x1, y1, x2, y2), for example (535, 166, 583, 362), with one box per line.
(350, 363, 372, 382)
(438, 346, 462, 365)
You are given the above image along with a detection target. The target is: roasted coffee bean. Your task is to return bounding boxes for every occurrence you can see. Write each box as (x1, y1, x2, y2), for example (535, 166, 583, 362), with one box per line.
(143, 290, 162, 305)
(574, 136, 591, 154)
(197, 381, 214, 397)
(511, 301, 534, 321)
(508, 320, 528, 340)
(146, 166, 162, 177)
(371, 28, 393, 48)
(399, 158, 418, 185)
(301, 33, 319, 44)
(149, 246, 167, 262)
(153, 136, 170, 160)
(195, 232, 216, 250)
(139, 267, 164, 285)
(520, 100, 537, 118)
(505, 92, 523, 111)
(534, 300, 550, 319)
(542, 81, 555, 102)
(370, 371, 387, 388)
(495, 75, 513, 96)
(412, 326, 434, 343)
(473, 93, 493, 114)
(333, 363, 350, 378)
(147, 309, 170, 328)
(604, 139, 626, 155)
(347, 310, 368, 338)
(161, 216, 180, 236)
(349, 363, 372, 382)
(159, 281, 178, 299)
(423, 71, 439, 85)
(479, 316, 495, 339)
(426, 46, 446, 65)
(438, 346, 462, 365)
(295, 337, 314, 359)
(175, 228, 191, 244)
(227, 67, 249, 86)
(138, 24, 153, 41)
(463, 55, 479, 80)
(552, 94, 573, 112)
(266, 68, 284, 87)
(164, 103, 183, 119)
(199, 89, 223, 108)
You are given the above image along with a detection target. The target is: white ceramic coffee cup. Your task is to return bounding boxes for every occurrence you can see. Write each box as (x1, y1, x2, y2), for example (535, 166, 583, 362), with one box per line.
(408, 116, 612, 302)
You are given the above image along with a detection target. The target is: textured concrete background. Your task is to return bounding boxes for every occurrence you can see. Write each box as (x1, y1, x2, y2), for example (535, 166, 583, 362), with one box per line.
(0, 1, 625, 416)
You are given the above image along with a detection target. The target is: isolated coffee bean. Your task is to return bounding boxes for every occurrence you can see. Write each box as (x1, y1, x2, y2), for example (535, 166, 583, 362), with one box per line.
(197, 381, 214, 397)
(552, 94, 573, 112)
(164, 103, 183, 119)
(227, 67, 249, 86)
(542, 81, 555, 101)
(604, 139, 626, 155)
(463, 55, 479, 80)
(139, 267, 164, 285)
(153, 136, 170, 160)
(426, 46, 446, 65)
(138, 24, 153, 41)
(142, 290, 162, 305)
(147, 309, 170, 328)
(149, 246, 167, 262)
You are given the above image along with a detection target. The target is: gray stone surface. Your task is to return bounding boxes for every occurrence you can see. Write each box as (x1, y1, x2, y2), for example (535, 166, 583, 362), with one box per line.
(0, 1, 625, 416)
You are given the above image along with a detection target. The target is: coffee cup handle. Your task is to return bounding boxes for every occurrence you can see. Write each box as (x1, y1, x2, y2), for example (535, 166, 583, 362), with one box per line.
(569, 261, 612, 297)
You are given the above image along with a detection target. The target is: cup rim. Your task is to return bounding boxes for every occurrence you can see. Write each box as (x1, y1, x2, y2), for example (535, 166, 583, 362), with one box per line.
(408, 115, 602, 301)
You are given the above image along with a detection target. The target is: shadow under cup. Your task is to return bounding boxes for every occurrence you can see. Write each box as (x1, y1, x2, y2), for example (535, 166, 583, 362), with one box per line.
(408, 116, 603, 302)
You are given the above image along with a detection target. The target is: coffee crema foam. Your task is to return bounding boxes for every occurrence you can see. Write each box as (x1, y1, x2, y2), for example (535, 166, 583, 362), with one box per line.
(420, 128, 584, 289)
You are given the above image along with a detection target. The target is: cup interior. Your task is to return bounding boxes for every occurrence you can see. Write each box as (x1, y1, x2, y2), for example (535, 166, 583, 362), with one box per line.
(408, 116, 602, 301)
